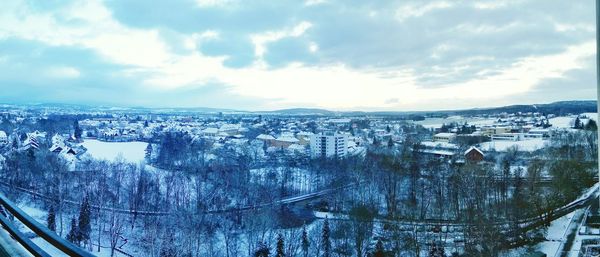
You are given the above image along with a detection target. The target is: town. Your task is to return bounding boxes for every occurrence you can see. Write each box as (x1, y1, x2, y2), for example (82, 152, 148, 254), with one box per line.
(0, 101, 597, 257)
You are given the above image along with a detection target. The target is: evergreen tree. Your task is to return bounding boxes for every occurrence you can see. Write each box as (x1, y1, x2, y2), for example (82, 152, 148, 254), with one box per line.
(11, 137, 18, 148)
(73, 120, 82, 140)
(574, 117, 583, 129)
(254, 241, 270, 257)
(585, 119, 597, 131)
(77, 196, 91, 245)
(301, 225, 310, 257)
(276, 233, 285, 257)
(322, 217, 331, 257)
(145, 143, 153, 162)
(387, 138, 394, 148)
(372, 137, 379, 146)
(144, 120, 149, 128)
(47, 205, 56, 232)
(67, 217, 79, 245)
(373, 239, 385, 257)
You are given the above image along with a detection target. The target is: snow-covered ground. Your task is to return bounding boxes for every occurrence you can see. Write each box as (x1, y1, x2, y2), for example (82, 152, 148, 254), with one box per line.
(580, 112, 598, 121)
(15, 202, 134, 257)
(538, 209, 582, 256)
(478, 138, 547, 152)
(549, 116, 574, 129)
(549, 113, 597, 129)
(81, 139, 147, 163)
(413, 116, 496, 129)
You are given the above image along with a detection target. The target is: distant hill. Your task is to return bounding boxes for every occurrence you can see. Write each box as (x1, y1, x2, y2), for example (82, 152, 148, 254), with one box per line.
(264, 101, 597, 117)
(148, 107, 239, 113)
(2, 100, 596, 117)
(266, 108, 336, 116)
(444, 100, 597, 116)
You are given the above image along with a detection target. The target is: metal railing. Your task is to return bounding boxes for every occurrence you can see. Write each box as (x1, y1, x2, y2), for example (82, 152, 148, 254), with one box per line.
(0, 193, 95, 257)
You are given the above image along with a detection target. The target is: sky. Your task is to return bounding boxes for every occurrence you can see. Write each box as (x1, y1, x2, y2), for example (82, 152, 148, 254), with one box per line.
(0, 0, 596, 111)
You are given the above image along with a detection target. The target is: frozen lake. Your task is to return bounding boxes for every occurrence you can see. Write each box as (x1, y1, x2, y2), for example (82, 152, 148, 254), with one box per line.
(81, 139, 147, 163)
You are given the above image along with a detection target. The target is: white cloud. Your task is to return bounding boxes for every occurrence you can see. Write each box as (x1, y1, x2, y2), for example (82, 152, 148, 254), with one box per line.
(309, 42, 319, 53)
(472, 1, 522, 10)
(0, 0, 594, 110)
(250, 21, 312, 60)
(305, 0, 327, 7)
(395, 1, 452, 22)
(45, 66, 81, 79)
(220, 41, 594, 110)
(195, 0, 235, 8)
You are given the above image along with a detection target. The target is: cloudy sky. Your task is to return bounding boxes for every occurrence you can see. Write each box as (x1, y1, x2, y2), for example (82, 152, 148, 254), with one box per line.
(0, 0, 595, 111)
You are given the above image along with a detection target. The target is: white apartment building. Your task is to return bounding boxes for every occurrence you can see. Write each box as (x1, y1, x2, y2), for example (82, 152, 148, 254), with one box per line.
(310, 133, 348, 158)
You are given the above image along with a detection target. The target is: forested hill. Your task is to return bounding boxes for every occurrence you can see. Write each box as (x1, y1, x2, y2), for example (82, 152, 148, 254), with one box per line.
(3, 100, 596, 117)
(444, 100, 597, 116)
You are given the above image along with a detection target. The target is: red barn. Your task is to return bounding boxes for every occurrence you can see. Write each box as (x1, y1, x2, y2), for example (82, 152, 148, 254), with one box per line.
(464, 146, 484, 162)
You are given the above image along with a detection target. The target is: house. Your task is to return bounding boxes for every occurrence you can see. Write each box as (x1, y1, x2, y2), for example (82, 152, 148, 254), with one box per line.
(287, 144, 307, 155)
(491, 133, 523, 141)
(526, 128, 550, 138)
(480, 126, 511, 136)
(272, 134, 299, 148)
(23, 131, 47, 149)
(219, 124, 240, 136)
(418, 141, 458, 159)
(62, 147, 77, 155)
(433, 133, 456, 143)
(202, 127, 219, 137)
(295, 131, 313, 145)
(0, 131, 7, 144)
(464, 146, 484, 162)
(256, 134, 275, 141)
(49, 145, 63, 153)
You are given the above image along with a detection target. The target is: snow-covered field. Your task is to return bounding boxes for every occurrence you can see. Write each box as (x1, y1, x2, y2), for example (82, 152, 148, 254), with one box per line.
(81, 139, 147, 163)
(549, 113, 597, 129)
(549, 116, 574, 129)
(580, 112, 598, 121)
(478, 138, 547, 152)
(413, 116, 496, 129)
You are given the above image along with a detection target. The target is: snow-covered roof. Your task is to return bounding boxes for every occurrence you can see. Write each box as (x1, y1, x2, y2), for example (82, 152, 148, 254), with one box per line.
(287, 144, 306, 151)
(256, 134, 275, 140)
(49, 145, 63, 152)
(328, 118, 351, 123)
(219, 124, 240, 131)
(434, 132, 456, 137)
(421, 149, 455, 156)
(202, 127, 219, 134)
(420, 141, 459, 149)
(0, 131, 6, 139)
(464, 146, 484, 156)
(276, 136, 299, 143)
